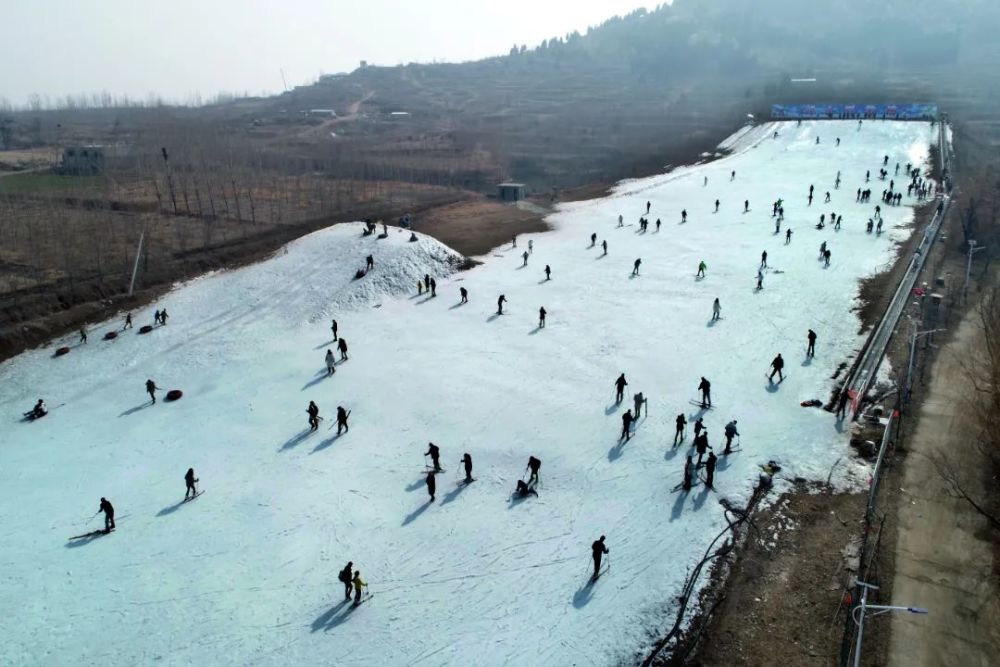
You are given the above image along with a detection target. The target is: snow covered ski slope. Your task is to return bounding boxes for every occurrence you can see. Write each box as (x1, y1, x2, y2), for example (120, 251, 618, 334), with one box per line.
(0, 120, 937, 666)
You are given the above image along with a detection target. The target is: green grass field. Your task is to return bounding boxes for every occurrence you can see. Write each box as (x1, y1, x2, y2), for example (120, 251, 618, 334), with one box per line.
(0, 171, 105, 194)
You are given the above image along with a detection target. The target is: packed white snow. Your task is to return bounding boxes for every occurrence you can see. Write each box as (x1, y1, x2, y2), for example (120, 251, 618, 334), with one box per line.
(0, 120, 937, 666)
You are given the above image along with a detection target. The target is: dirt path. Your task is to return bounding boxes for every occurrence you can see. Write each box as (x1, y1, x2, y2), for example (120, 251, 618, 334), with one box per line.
(887, 304, 1000, 666)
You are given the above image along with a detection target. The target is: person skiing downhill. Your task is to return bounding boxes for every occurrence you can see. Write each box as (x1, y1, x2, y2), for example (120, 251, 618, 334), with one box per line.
(683, 455, 695, 491)
(724, 420, 739, 454)
(695, 431, 710, 466)
(497, 294, 507, 315)
(744, 200, 749, 213)
(526, 456, 542, 485)
(620, 409, 634, 441)
(646, 201, 651, 214)
(307, 401, 320, 431)
(184, 468, 199, 499)
(460, 287, 468, 303)
(674, 413, 687, 445)
(785, 228, 792, 244)
(538, 307, 547, 328)
(656, 218, 661, 232)
(705, 452, 718, 489)
(515, 479, 538, 499)
(712, 298, 721, 321)
(756, 269, 764, 291)
(698, 377, 712, 408)
(430, 278, 436, 297)
(461, 453, 474, 483)
(338, 337, 348, 361)
(522, 251, 529, 267)
(632, 258, 641, 276)
(681, 209, 687, 223)
(591, 536, 609, 581)
(824, 249, 831, 267)
(590, 232, 597, 247)
(633, 391, 645, 419)
(336, 406, 349, 435)
(601, 240, 608, 256)
(617, 214, 623, 228)
(351, 571, 368, 606)
(769, 354, 785, 382)
(544, 265, 551, 281)
(426, 470, 436, 502)
(27, 399, 47, 420)
(714, 199, 720, 213)
(99, 497, 115, 532)
(807, 329, 817, 357)
(146, 379, 159, 404)
(425, 443, 442, 472)
(614, 374, 628, 403)
(760, 251, 768, 268)
(331, 319, 338, 341)
(696, 261, 707, 278)
(339, 562, 354, 600)
(325, 349, 336, 376)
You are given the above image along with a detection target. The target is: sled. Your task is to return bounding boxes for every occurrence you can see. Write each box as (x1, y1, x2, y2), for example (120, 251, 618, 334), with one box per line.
(103, 331, 118, 341)
(165, 389, 183, 402)
(138, 325, 154, 334)
(54, 346, 71, 357)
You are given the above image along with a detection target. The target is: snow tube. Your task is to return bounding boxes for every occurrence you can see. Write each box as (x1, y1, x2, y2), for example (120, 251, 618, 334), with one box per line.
(54, 346, 71, 357)
(165, 389, 183, 402)
(103, 331, 118, 341)
(138, 325, 154, 334)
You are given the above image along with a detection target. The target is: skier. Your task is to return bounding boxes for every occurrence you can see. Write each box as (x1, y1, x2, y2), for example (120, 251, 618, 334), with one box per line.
(693, 416, 705, 438)
(723, 420, 739, 454)
(632, 258, 641, 276)
(365, 255, 374, 272)
(336, 406, 349, 435)
(620, 409, 634, 441)
(497, 294, 507, 315)
(824, 191, 831, 203)
(461, 453, 473, 483)
(146, 379, 159, 404)
(774, 218, 780, 234)
(876, 219, 883, 234)
(418, 280, 424, 295)
(538, 307, 547, 329)
(681, 209, 687, 223)
(325, 349, 336, 375)
(154, 309, 160, 324)
(655, 219, 661, 232)
(424, 274, 431, 291)
(426, 470, 436, 503)
(807, 329, 817, 357)
(614, 373, 628, 403)
(824, 249, 831, 267)
(544, 265, 551, 281)
(698, 377, 712, 408)
(696, 260, 707, 278)
(331, 319, 338, 341)
(760, 251, 768, 268)
(835, 138, 840, 147)
(307, 400, 320, 431)
(425, 442, 442, 472)
(683, 455, 695, 491)
(526, 456, 542, 485)
(785, 228, 792, 244)
(646, 201, 651, 214)
(633, 391, 645, 419)
(756, 269, 764, 291)
(674, 413, 687, 445)
(712, 297, 721, 321)
(460, 287, 468, 303)
(591, 536, 609, 581)
(769, 354, 785, 382)
(351, 570, 368, 606)
(590, 232, 597, 247)
(184, 468, 199, 500)
(124, 313, 133, 330)
(338, 337, 348, 361)
(522, 251, 529, 267)
(28, 399, 47, 420)
(714, 199, 720, 213)
(705, 452, 718, 489)
(744, 200, 749, 213)
(730, 170, 735, 181)
(836, 391, 851, 419)
(160, 309, 169, 325)
(515, 479, 538, 499)
(617, 214, 623, 228)
(430, 278, 436, 297)
(338, 562, 354, 600)
(528, 240, 534, 254)
(601, 240, 608, 256)
(819, 241, 827, 259)
(79, 327, 88, 344)
(512, 234, 518, 248)
(99, 497, 115, 532)
(695, 431, 710, 466)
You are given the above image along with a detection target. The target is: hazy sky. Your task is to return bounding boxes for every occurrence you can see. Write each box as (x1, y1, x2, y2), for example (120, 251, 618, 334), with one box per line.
(3, 0, 655, 105)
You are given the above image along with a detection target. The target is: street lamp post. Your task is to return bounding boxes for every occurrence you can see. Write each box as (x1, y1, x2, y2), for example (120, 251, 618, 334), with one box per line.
(852, 581, 928, 667)
(964, 240, 986, 302)
(905, 326, 945, 403)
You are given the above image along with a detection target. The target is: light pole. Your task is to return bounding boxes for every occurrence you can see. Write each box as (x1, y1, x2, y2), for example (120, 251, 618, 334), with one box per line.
(964, 240, 986, 302)
(852, 581, 928, 667)
(905, 326, 945, 402)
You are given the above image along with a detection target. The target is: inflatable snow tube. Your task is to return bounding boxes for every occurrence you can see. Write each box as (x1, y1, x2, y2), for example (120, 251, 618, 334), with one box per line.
(138, 325, 154, 334)
(54, 346, 71, 357)
(103, 331, 118, 341)
(165, 389, 183, 402)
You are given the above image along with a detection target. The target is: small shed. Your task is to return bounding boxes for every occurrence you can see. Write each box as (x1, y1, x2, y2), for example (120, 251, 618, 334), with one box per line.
(498, 182, 526, 202)
(62, 145, 105, 174)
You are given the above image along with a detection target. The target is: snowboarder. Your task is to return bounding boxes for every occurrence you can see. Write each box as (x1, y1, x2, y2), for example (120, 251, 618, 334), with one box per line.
(785, 228, 792, 244)
(723, 420, 739, 454)
(526, 456, 542, 485)
(769, 354, 785, 382)
(697, 261, 707, 278)
(632, 258, 641, 276)
(538, 307, 547, 328)
(79, 327, 88, 344)
(338, 337, 348, 361)
(460, 287, 468, 303)
(184, 468, 199, 499)
(352, 571, 368, 606)
(99, 497, 115, 532)
(695, 431, 710, 466)
(425, 443, 442, 472)
(592, 536, 609, 581)
(497, 294, 507, 315)
(336, 406, 349, 435)
(620, 409, 634, 441)
(633, 391, 645, 419)
(705, 452, 718, 488)
(124, 313, 133, 330)
(146, 379, 159, 404)
(339, 562, 354, 600)
(325, 349, 336, 375)
(522, 251, 529, 267)
(614, 373, 628, 403)
(601, 240, 608, 256)
(426, 470, 436, 502)
(756, 269, 764, 291)
(307, 400, 320, 431)
(590, 232, 597, 247)
(760, 251, 768, 268)
(544, 265, 551, 281)
(683, 456, 695, 491)
(461, 453, 473, 483)
(698, 377, 711, 408)
(712, 297, 721, 321)
(807, 329, 817, 357)
(331, 319, 338, 341)
(674, 413, 687, 445)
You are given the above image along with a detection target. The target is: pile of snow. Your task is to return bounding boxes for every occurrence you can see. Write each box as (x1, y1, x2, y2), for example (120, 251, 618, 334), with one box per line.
(0, 120, 936, 666)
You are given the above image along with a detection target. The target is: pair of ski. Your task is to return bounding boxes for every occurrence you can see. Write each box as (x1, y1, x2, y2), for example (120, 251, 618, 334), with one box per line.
(688, 400, 714, 411)
(184, 490, 205, 503)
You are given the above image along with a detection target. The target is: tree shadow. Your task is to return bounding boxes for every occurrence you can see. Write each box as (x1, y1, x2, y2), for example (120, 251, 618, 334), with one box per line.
(441, 482, 470, 505)
(311, 600, 350, 632)
(572, 581, 596, 608)
(302, 371, 330, 391)
(402, 501, 431, 526)
(311, 433, 341, 454)
(279, 429, 313, 452)
(119, 402, 152, 417)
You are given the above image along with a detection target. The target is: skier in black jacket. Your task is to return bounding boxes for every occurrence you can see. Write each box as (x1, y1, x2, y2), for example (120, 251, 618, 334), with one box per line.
(614, 374, 628, 403)
(461, 453, 473, 483)
(591, 536, 609, 581)
(769, 354, 785, 382)
(674, 413, 687, 445)
(99, 497, 115, 532)
(425, 443, 441, 472)
(338, 562, 354, 600)
(184, 468, 199, 500)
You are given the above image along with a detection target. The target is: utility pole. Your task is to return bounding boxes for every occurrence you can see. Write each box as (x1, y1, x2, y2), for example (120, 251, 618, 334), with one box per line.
(905, 325, 945, 403)
(852, 581, 927, 667)
(964, 240, 986, 303)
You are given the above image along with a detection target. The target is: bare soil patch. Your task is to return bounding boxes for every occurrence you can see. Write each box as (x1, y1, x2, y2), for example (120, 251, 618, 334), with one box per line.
(414, 199, 549, 257)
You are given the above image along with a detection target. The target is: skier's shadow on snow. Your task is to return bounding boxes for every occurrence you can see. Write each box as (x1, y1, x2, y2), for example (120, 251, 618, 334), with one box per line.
(604, 402, 621, 416)
(301, 370, 330, 391)
(311, 433, 341, 454)
(119, 402, 152, 417)
(404, 477, 425, 492)
(609, 437, 632, 461)
(670, 488, 688, 522)
(156, 500, 189, 517)
(65, 533, 108, 549)
(441, 482, 470, 505)
(417, 295, 436, 305)
(448, 302, 466, 310)
(487, 313, 502, 322)
(664, 444, 681, 461)
(402, 501, 431, 526)
(692, 484, 711, 511)
(528, 326, 542, 335)
(279, 429, 313, 452)
(801, 356, 813, 367)
(572, 581, 596, 608)
(311, 600, 350, 632)
(706, 318, 718, 328)
(313, 339, 336, 350)
(765, 381, 780, 393)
